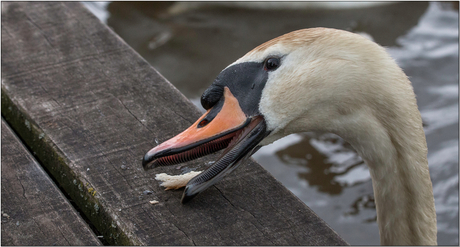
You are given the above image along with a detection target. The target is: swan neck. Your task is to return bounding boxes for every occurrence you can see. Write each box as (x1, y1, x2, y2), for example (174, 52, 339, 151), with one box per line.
(350, 110, 437, 245)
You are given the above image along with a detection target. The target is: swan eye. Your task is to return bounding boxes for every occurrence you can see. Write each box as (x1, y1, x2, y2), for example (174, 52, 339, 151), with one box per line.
(264, 57, 280, 71)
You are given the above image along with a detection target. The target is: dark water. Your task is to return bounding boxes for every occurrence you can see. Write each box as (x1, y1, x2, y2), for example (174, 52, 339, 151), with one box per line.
(84, 2, 458, 245)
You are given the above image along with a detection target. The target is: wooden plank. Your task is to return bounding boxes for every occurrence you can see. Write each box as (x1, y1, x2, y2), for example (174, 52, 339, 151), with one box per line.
(1, 119, 102, 246)
(1, 2, 348, 245)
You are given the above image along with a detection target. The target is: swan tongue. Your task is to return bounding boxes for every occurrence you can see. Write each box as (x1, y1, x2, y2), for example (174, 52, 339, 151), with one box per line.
(181, 115, 269, 203)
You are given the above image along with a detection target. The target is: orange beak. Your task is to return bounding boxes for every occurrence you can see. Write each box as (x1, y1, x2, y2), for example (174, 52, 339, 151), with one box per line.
(142, 87, 249, 169)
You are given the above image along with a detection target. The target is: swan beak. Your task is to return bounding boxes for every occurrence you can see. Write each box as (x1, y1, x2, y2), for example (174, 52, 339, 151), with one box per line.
(142, 87, 248, 169)
(142, 86, 269, 203)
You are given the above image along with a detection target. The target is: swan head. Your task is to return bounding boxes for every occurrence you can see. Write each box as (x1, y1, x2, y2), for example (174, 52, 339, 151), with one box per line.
(143, 28, 410, 203)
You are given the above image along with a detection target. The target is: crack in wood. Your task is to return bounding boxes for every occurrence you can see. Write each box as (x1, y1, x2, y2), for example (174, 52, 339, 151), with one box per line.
(160, 202, 196, 245)
(116, 97, 151, 132)
(214, 186, 280, 245)
(2, 48, 129, 80)
(15, 174, 28, 200)
(24, 15, 56, 51)
(214, 186, 235, 208)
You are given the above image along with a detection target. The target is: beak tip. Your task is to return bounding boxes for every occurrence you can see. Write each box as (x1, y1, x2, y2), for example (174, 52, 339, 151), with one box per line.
(181, 186, 198, 204)
(142, 153, 155, 170)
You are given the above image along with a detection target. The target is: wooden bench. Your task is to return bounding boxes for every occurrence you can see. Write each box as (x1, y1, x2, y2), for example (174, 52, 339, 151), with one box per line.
(1, 2, 347, 245)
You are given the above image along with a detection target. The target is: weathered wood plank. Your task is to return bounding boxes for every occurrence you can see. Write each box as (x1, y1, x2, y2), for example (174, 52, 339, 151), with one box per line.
(1, 119, 102, 246)
(1, 2, 347, 245)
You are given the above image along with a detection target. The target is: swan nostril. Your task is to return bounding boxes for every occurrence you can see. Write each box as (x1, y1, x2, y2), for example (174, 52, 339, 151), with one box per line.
(198, 119, 210, 128)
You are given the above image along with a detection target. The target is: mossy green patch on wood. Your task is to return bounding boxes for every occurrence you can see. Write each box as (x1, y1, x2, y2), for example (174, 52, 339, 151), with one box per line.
(1, 89, 139, 246)
(88, 187, 97, 196)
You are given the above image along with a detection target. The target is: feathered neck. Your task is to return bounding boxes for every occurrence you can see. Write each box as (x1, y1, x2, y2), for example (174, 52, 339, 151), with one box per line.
(341, 97, 437, 245)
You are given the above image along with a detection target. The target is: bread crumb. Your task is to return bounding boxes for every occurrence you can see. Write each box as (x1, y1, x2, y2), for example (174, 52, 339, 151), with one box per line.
(149, 200, 159, 205)
(155, 171, 202, 190)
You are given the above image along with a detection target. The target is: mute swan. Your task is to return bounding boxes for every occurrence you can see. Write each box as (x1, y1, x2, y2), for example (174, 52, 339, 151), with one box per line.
(143, 28, 437, 245)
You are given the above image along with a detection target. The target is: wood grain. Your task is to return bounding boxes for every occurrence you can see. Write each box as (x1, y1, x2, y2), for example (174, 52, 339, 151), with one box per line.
(1, 2, 347, 245)
(1, 119, 102, 246)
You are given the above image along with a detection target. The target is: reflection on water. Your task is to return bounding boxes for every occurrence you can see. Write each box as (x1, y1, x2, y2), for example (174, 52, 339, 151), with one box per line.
(83, 2, 459, 245)
(276, 133, 366, 196)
